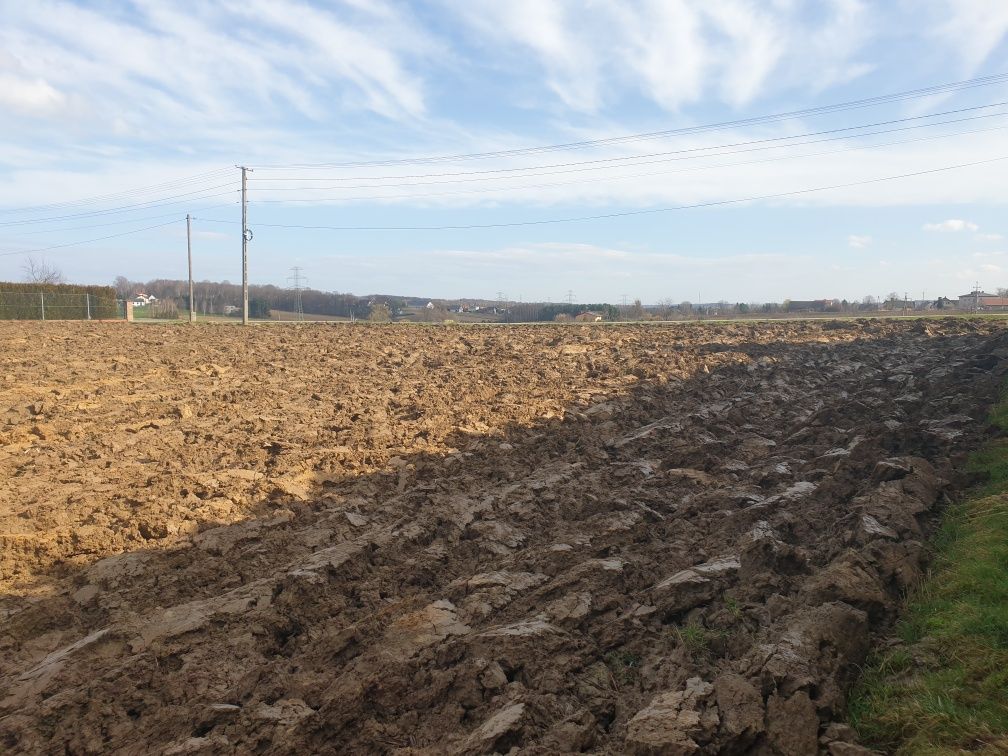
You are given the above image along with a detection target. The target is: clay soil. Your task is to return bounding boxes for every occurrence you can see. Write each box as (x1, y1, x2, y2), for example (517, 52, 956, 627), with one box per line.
(1, 319, 1006, 754)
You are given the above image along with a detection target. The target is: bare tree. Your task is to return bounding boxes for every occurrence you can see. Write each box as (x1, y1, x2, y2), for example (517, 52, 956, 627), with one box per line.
(22, 256, 65, 284)
(113, 276, 133, 299)
(655, 298, 684, 321)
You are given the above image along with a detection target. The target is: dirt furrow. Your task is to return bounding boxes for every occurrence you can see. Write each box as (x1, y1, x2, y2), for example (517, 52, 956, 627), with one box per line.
(1, 319, 1005, 754)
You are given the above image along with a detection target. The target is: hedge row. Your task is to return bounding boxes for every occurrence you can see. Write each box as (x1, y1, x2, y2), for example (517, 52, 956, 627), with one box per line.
(0, 283, 120, 320)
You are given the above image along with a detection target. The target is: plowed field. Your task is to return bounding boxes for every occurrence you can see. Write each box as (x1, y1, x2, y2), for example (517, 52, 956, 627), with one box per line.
(1, 319, 1006, 754)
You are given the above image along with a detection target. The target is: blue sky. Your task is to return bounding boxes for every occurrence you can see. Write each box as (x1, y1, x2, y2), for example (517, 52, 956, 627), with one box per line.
(1, 0, 1007, 303)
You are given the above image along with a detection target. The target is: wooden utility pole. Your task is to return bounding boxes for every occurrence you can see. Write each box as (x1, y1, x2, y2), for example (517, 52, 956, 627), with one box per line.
(187, 213, 194, 323)
(239, 166, 252, 325)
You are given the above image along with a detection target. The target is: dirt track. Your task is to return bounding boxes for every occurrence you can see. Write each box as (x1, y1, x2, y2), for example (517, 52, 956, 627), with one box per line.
(1, 319, 1006, 754)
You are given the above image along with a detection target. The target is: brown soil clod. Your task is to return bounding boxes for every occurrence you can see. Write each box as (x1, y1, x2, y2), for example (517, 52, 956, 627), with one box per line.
(1, 319, 1005, 754)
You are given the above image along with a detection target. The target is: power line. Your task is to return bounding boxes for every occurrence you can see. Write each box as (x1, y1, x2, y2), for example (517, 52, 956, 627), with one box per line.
(249, 101, 1008, 185)
(195, 155, 1007, 232)
(11, 202, 239, 235)
(0, 168, 234, 215)
(0, 185, 238, 228)
(245, 121, 1008, 205)
(0, 219, 183, 258)
(251, 72, 1008, 169)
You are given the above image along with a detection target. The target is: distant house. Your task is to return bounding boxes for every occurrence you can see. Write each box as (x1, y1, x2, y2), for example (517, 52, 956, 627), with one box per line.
(912, 298, 950, 311)
(223, 305, 239, 315)
(957, 291, 1008, 311)
(575, 311, 603, 322)
(131, 293, 157, 307)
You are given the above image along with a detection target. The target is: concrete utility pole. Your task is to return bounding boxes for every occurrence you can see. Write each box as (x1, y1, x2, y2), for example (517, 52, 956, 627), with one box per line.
(187, 214, 194, 323)
(239, 166, 253, 324)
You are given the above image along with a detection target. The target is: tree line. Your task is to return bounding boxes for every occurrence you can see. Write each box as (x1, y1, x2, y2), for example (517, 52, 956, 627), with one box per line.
(109, 273, 965, 322)
(113, 277, 371, 318)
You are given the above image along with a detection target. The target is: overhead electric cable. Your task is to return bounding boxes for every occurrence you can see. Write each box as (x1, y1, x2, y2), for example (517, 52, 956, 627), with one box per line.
(194, 155, 1007, 231)
(252, 72, 1008, 169)
(11, 202, 239, 235)
(0, 186, 238, 228)
(0, 219, 183, 258)
(247, 122, 1008, 204)
(246, 108, 1008, 192)
(0, 168, 234, 215)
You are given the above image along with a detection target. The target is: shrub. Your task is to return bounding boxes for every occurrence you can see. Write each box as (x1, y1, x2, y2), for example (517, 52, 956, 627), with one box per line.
(0, 282, 118, 320)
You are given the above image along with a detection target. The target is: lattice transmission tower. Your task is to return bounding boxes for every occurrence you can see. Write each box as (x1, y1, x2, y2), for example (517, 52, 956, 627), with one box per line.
(288, 266, 306, 321)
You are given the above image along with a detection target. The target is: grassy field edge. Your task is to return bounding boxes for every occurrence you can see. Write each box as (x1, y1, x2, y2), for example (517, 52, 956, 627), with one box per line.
(847, 383, 1008, 753)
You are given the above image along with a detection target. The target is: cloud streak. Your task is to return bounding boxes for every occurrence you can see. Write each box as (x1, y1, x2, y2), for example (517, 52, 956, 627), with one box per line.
(0, 1, 432, 139)
(449, 0, 873, 112)
(923, 219, 979, 232)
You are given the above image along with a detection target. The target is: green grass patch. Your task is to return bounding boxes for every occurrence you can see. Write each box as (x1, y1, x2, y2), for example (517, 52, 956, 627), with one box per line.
(848, 385, 1008, 754)
(603, 649, 641, 685)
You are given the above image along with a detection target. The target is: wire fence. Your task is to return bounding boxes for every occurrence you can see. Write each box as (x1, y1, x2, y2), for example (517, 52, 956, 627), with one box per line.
(0, 291, 122, 321)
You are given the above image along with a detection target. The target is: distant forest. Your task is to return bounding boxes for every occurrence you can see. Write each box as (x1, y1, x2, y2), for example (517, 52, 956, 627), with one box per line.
(114, 277, 369, 318)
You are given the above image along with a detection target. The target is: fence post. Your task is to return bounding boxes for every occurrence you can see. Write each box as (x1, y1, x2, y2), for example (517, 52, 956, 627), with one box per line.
(86, 293, 91, 320)
(40, 292, 45, 321)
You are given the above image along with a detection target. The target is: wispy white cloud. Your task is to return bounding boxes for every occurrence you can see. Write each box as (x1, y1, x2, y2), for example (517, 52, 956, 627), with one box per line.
(923, 219, 979, 232)
(977, 232, 1004, 241)
(0, 0, 432, 139)
(0, 0, 1005, 215)
(194, 230, 228, 240)
(848, 234, 872, 248)
(0, 71, 65, 116)
(449, 0, 872, 112)
(931, 0, 1008, 73)
(430, 242, 796, 271)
